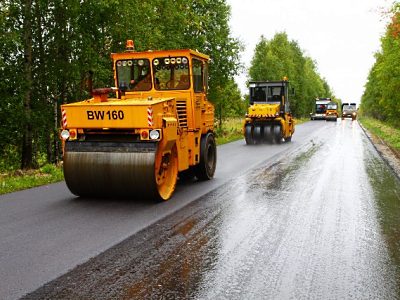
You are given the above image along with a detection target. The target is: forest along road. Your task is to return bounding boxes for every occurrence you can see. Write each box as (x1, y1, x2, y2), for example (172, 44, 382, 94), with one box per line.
(2, 121, 400, 299)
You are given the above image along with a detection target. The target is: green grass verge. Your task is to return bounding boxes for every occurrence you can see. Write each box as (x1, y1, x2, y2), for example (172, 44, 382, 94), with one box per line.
(215, 117, 244, 145)
(294, 117, 309, 125)
(0, 164, 64, 195)
(359, 116, 400, 151)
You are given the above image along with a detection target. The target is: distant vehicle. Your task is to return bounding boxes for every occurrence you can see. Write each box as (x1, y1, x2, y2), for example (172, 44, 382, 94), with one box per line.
(341, 103, 357, 120)
(310, 98, 331, 120)
(244, 79, 295, 144)
(325, 101, 338, 121)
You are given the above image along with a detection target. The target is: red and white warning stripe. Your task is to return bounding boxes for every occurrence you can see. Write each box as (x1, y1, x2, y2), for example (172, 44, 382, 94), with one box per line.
(62, 109, 67, 128)
(147, 107, 153, 127)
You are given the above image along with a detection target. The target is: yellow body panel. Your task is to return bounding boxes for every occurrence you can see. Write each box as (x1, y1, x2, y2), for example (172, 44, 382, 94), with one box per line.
(247, 103, 280, 118)
(325, 109, 338, 117)
(62, 97, 174, 129)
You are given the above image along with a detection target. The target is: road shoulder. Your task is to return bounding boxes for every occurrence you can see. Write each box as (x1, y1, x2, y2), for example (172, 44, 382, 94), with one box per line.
(360, 122, 400, 179)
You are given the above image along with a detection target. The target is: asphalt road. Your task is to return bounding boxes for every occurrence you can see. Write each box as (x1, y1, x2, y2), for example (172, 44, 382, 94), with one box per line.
(2, 120, 400, 299)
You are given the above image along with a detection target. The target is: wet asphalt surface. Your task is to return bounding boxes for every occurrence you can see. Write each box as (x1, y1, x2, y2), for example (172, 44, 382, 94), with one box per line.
(2, 120, 400, 299)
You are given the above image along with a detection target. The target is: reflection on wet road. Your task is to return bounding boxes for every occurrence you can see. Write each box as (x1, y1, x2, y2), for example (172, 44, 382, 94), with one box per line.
(25, 120, 400, 299)
(196, 120, 399, 299)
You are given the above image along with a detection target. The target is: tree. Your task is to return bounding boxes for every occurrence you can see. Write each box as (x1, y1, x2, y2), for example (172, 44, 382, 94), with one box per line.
(248, 32, 333, 117)
(361, 3, 400, 126)
(0, 0, 242, 171)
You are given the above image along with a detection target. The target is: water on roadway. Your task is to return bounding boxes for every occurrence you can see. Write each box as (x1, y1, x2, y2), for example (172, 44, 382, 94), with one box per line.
(24, 119, 400, 299)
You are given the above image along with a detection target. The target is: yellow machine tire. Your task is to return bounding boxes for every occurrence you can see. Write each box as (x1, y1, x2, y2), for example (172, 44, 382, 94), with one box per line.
(273, 125, 282, 144)
(194, 133, 217, 180)
(263, 124, 273, 143)
(253, 125, 262, 144)
(245, 124, 255, 145)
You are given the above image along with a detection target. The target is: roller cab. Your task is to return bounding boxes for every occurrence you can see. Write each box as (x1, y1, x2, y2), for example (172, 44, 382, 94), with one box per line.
(244, 79, 295, 144)
(60, 41, 216, 201)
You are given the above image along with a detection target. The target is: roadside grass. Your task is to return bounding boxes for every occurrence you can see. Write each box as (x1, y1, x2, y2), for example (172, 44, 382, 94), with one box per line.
(215, 117, 243, 145)
(294, 117, 309, 125)
(0, 164, 64, 195)
(359, 116, 400, 151)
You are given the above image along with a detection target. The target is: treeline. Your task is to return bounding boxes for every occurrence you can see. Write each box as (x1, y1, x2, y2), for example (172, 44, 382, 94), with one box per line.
(360, 3, 400, 126)
(0, 0, 243, 171)
(248, 32, 333, 117)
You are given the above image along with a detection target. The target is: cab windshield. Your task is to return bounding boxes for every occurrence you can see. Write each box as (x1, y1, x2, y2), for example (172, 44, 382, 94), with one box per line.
(343, 105, 356, 111)
(316, 104, 326, 113)
(327, 103, 337, 110)
(251, 85, 283, 103)
(116, 59, 151, 92)
(153, 56, 190, 90)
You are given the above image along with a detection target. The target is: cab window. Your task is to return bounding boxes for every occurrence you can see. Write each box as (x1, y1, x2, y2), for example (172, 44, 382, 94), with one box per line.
(116, 59, 151, 92)
(152, 57, 190, 90)
(192, 59, 204, 92)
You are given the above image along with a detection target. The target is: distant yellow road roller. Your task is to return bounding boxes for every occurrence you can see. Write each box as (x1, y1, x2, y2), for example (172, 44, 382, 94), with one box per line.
(244, 79, 295, 144)
(325, 101, 338, 121)
(60, 40, 216, 200)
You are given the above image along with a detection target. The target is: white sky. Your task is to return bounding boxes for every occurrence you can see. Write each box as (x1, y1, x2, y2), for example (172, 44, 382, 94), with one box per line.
(227, 0, 393, 103)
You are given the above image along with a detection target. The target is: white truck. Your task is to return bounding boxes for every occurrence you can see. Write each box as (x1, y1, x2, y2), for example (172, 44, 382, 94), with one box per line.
(310, 98, 331, 120)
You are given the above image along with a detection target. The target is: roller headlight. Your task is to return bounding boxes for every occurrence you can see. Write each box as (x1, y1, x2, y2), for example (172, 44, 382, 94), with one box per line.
(61, 129, 70, 140)
(149, 129, 160, 140)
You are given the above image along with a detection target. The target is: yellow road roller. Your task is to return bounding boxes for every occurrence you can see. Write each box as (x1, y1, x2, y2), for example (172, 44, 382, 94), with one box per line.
(244, 79, 295, 144)
(325, 101, 338, 121)
(60, 40, 216, 200)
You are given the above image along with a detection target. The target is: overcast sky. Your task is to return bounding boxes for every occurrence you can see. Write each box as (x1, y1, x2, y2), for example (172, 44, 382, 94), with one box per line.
(227, 0, 393, 103)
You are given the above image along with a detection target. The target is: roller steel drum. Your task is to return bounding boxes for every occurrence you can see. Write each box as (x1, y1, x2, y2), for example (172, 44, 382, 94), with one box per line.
(63, 141, 178, 200)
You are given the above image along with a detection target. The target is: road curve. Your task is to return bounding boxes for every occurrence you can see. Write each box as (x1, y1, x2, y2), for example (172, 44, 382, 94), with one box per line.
(1, 121, 324, 300)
